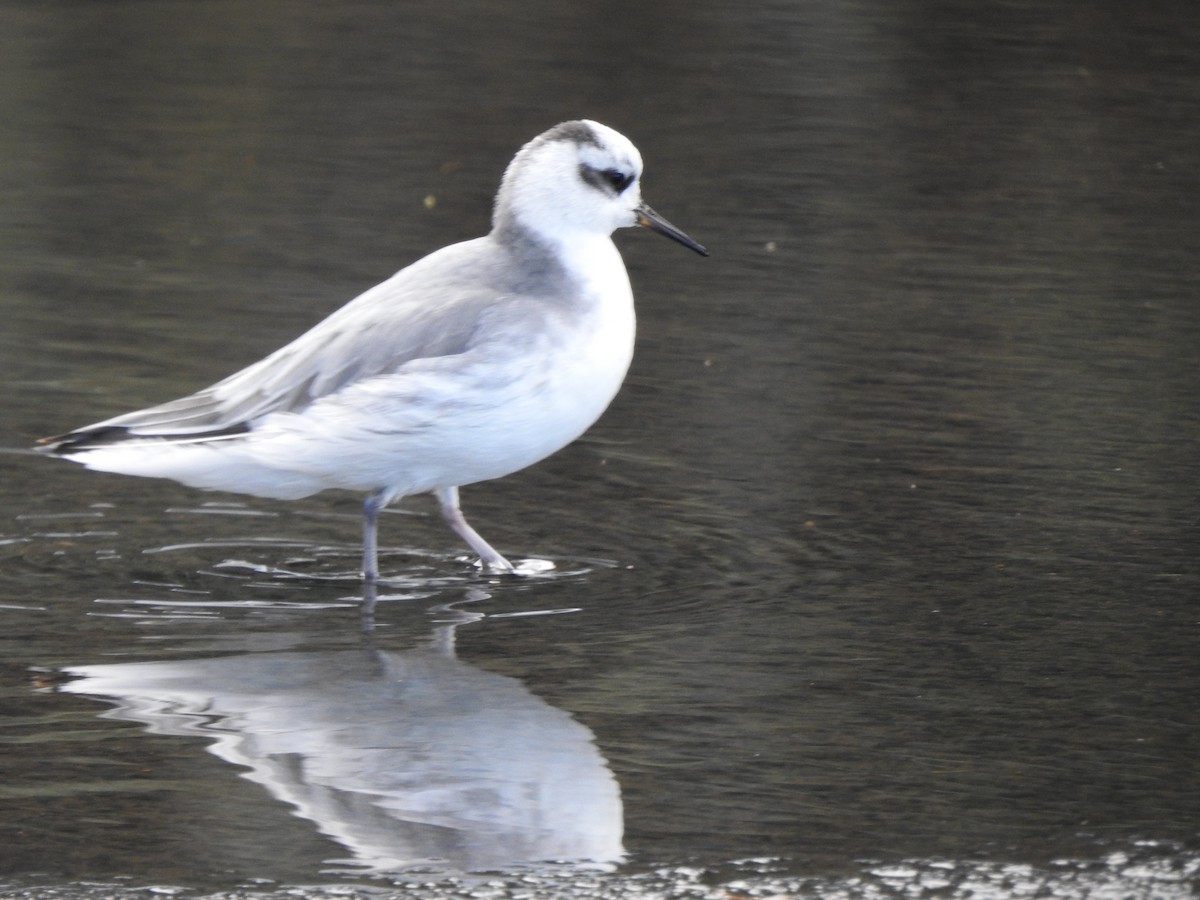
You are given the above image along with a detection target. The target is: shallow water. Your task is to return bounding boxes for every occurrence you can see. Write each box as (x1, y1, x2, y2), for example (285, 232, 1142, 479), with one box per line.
(2, 1, 1199, 898)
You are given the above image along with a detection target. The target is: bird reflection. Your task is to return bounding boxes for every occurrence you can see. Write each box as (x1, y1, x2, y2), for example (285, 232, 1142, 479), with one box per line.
(61, 592, 623, 874)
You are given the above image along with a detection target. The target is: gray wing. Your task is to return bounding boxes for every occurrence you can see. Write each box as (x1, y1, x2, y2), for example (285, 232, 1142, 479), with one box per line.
(45, 238, 513, 450)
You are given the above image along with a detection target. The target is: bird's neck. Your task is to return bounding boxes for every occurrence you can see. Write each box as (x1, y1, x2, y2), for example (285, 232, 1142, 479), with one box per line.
(493, 213, 626, 300)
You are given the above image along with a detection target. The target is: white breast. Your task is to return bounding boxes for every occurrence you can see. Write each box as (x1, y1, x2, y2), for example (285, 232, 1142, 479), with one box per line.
(443, 236, 637, 486)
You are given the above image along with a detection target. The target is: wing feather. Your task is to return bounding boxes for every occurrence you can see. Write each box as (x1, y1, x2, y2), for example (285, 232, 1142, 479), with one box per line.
(43, 237, 512, 452)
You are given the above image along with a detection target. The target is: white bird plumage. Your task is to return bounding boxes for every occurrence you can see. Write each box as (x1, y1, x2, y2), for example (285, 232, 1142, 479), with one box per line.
(39, 119, 707, 581)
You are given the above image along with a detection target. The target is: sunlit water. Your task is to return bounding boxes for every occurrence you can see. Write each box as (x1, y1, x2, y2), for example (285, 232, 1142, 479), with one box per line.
(2, 1, 1199, 898)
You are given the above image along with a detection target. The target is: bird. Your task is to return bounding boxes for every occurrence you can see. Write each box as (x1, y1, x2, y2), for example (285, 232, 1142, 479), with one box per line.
(38, 119, 707, 583)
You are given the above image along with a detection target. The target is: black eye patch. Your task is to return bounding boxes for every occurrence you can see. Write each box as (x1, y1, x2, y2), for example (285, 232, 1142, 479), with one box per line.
(580, 164, 636, 194)
(603, 168, 635, 192)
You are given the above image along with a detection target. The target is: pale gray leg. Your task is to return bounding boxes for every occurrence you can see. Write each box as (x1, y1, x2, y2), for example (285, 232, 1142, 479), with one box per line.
(362, 489, 384, 583)
(435, 486, 515, 573)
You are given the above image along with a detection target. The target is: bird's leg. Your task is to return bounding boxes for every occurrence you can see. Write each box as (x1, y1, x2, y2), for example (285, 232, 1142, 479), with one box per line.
(362, 489, 385, 583)
(434, 486, 516, 573)
(359, 579, 379, 632)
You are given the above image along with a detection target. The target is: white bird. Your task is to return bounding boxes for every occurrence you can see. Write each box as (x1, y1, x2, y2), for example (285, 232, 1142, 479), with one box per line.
(39, 120, 707, 582)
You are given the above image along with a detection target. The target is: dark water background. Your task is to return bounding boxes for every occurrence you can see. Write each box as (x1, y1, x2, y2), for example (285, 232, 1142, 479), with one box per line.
(1, 1, 1198, 898)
